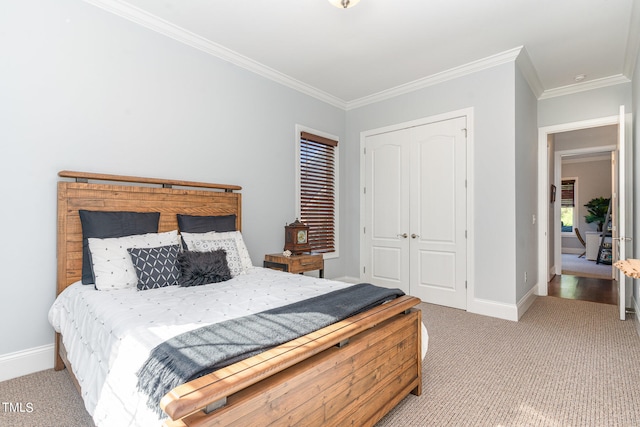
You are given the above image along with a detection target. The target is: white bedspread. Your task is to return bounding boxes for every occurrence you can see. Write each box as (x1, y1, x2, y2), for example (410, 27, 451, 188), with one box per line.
(48, 267, 428, 426)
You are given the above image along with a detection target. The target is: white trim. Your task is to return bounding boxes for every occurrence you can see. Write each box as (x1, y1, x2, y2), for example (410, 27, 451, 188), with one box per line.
(81, 0, 347, 109)
(0, 345, 54, 382)
(467, 298, 518, 322)
(537, 115, 620, 296)
(347, 48, 523, 110)
(539, 75, 631, 100)
(359, 108, 475, 312)
(516, 288, 538, 320)
(80, 1, 632, 108)
(515, 46, 544, 98)
(295, 125, 340, 260)
(634, 294, 640, 337)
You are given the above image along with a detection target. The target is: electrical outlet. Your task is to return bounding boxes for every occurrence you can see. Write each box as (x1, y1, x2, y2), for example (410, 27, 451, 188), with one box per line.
(524, 271, 528, 283)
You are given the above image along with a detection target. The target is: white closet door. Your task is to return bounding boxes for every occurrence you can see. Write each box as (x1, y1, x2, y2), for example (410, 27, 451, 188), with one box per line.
(363, 115, 467, 309)
(363, 129, 411, 295)
(409, 117, 467, 309)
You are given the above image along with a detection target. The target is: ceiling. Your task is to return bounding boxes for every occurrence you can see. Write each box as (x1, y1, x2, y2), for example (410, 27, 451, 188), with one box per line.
(89, 0, 639, 108)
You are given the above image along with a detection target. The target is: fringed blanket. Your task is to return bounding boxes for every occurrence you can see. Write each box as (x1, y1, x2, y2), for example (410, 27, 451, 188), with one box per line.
(137, 283, 404, 414)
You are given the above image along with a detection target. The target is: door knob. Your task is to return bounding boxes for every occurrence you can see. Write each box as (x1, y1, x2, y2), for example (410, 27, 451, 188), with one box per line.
(411, 234, 420, 239)
(397, 233, 408, 238)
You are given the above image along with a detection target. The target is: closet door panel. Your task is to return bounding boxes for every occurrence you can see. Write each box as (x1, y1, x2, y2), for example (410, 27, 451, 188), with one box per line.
(363, 130, 411, 294)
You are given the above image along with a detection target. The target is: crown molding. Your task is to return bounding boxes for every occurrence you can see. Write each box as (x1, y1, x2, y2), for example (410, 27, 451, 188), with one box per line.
(81, 0, 348, 110)
(538, 74, 631, 100)
(346, 47, 525, 110)
(515, 46, 544, 98)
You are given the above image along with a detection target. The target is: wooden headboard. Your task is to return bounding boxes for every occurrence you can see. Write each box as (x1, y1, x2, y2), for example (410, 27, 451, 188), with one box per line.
(56, 171, 242, 296)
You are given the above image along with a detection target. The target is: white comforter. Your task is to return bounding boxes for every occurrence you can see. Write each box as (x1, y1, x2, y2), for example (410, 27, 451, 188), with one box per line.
(49, 267, 428, 426)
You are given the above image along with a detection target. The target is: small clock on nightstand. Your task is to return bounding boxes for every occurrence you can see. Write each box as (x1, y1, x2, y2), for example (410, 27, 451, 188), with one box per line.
(284, 219, 311, 255)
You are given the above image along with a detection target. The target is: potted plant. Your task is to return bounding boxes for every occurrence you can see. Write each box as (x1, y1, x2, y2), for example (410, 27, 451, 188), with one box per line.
(584, 197, 610, 232)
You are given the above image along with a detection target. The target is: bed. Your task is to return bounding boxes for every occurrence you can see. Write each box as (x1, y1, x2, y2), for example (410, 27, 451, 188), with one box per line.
(50, 170, 425, 426)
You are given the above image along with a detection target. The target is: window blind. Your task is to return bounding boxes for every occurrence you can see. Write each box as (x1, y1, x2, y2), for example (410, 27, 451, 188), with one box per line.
(300, 131, 337, 253)
(561, 180, 575, 207)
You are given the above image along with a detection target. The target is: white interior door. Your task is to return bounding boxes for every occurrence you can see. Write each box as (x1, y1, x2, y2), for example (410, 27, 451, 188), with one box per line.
(409, 117, 467, 309)
(363, 129, 411, 295)
(363, 116, 467, 309)
(615, 105, 632, 320)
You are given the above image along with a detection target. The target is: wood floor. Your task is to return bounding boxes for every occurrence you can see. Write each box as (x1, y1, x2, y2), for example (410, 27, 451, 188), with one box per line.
(548, 274, 617, 305)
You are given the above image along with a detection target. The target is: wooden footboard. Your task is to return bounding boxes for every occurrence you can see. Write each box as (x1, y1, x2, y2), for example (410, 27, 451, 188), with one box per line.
(162, 295, 422, 427)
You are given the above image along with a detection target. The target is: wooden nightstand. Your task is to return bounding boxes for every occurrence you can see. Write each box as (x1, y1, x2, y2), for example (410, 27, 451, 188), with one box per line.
(263, 253, 324, 278)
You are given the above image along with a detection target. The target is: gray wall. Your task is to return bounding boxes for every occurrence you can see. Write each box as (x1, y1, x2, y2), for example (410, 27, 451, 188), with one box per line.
(346, 63, 518, 305)
(0, 0, 346, 355)
(538, 84, 632, 127)
(514, 64, 539, 302)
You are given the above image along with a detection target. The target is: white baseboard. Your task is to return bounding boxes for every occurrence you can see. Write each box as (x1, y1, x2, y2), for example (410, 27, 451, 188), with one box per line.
(468, 297, 518, 321)
(516, 287, 538, 320)
(634, 295, 640, 338)
(0, 344, 54, 383)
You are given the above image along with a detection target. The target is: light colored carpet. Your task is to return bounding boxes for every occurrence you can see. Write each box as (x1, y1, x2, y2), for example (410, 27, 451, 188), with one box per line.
(1, 297, 639, 426)
(377, 298, 640, 426)
(562, 253, 613, 279)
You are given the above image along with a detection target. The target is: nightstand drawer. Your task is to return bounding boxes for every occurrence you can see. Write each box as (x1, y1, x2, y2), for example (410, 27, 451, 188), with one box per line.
(288, 255, 324, 272)
(264, 253, 324, 278)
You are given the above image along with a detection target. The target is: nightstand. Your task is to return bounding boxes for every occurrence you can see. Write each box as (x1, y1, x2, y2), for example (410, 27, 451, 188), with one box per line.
(263, 253, 324, 278)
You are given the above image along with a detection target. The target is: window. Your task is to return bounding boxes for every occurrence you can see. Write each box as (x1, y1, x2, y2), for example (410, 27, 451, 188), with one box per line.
(561, 178, 577, 233)
(297, 127, 338, 256)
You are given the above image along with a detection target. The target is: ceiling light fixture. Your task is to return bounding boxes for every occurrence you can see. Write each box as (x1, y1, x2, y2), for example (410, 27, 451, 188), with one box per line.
(329, 0, 361, 9)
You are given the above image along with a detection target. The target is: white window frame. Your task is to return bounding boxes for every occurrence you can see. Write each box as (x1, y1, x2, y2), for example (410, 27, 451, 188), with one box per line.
(295, 124, 339, 259)
(560, 176, 579, 236)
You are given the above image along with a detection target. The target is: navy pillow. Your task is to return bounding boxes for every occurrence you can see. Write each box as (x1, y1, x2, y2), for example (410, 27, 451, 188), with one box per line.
(178, 250, 232, 287)
(79, 210, 160, 284)
(177, 214, 236, 233)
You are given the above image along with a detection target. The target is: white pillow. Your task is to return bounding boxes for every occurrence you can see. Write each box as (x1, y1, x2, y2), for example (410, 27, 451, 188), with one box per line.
(181, 230, 253, 273)
(88, 230, 180, 290)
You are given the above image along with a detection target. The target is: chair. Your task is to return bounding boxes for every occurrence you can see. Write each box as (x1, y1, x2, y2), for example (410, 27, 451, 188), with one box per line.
(575, 228, 586, 258)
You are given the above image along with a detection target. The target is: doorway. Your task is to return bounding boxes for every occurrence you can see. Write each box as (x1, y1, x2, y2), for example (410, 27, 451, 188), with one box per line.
(537, 111, 633, 317)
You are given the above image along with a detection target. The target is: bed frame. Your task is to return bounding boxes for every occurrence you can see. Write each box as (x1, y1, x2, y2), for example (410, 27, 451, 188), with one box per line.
(55, 171, 422, 427)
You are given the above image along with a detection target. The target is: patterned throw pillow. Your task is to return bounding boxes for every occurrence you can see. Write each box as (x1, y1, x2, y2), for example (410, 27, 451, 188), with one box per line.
(128, 244, 181, 290)
(185, 237, 244, 277)
(181, 230, 253, 272)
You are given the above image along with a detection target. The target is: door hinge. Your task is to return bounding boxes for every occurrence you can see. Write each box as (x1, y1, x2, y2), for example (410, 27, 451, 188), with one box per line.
(363, 266, 366, 274)
(465, 230, 467, 239)
(364, 147, 367, 155)
(465, 280, 467, 289)
(364, 187, 366, 194)
(462, 128, 467, 137)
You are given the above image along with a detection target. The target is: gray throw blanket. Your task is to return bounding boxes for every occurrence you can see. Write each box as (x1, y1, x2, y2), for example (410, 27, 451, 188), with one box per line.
(137, 283, 404, 414)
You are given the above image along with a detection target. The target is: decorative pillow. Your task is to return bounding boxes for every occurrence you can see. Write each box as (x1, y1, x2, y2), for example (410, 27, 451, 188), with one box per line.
(128, 244, 181, 290)
(79, 210, 160, 285)
(177, 214, 236, 233)
(184, 237, 244, 277)
(178, 250, 232, 287)
(181, 230, 253, 272)
(88, 230, 179, 291)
